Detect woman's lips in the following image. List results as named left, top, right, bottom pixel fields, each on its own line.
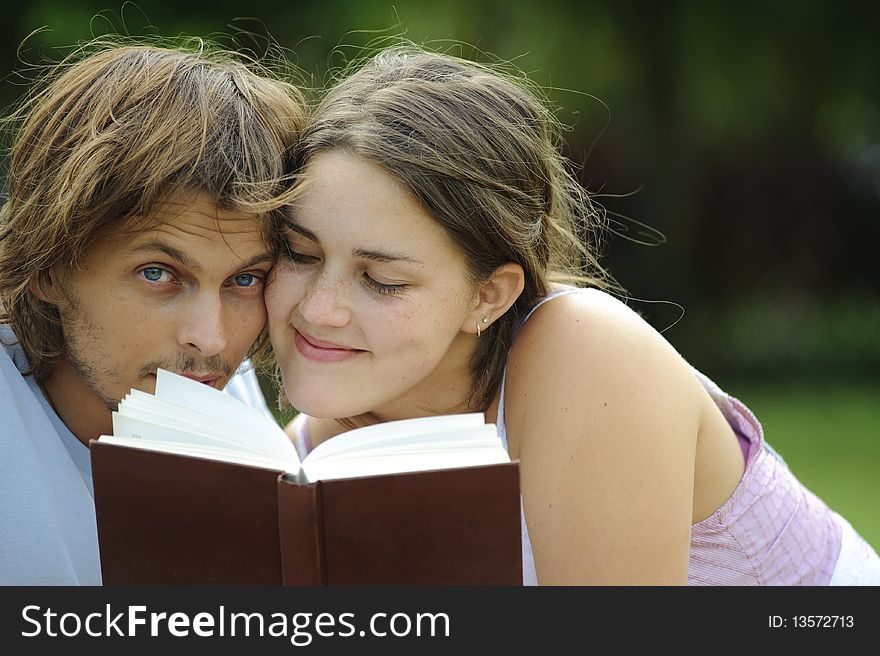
left=294, top=329, right=362, bottom=363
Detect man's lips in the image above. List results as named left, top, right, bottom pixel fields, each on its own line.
left=177, top=373, right=222, bottom=386
left=144, top=371, right=226, bottom=388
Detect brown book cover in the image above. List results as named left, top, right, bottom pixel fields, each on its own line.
left=90, top=440, right=523, bottom=585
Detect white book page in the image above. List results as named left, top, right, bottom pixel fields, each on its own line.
left=301, top=445, right=510, bottom=483
left=304, top=425, right=502, bottom=464
left=305, top=413, right=487, bottom=462
left=98, top=436, right=295, bottom=474
left=111, top=405, right=284, bottom=460
left=153, top=369, right=297, bottom=463
left=318, top=440, right=506, bottom=461
left=106, top=380, right=509, bottom=484
left=119, top=391, right=285, bottom=458
left=111, top=413, right=259, bottom=453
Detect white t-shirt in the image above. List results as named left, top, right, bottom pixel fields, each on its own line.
left=0, top=325, right=272, bottom=585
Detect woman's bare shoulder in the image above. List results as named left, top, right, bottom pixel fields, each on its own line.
left=503, top=288, right=701, bottom=583
left=508, top=288, right=690, bottom=387
left=504, top=287, right=703, bottom=453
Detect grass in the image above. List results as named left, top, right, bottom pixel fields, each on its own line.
left=723, top=379, right=880, bottom=552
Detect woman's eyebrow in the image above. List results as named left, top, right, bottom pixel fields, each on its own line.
left=287, top=223, right=319, bottom=242
left=289, top=223, right=422, bottom=264
left=352, top=248, right=422, bottom=264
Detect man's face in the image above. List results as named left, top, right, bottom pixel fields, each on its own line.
left=46, top=194, right=272, bottom=419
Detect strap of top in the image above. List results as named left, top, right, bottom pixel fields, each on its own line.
left=495, top=287, right=585, bottom=451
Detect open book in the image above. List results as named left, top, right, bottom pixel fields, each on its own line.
left=98, top=369, right=511, bottom=484
left=91, top=370, right=522, bottom=585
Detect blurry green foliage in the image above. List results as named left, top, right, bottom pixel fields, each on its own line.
left=2, top=0, right=879, bottom=381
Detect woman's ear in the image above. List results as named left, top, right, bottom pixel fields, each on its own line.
left=463, top=263, right=525, bottom=335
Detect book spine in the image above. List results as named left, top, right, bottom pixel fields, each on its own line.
left=277, top=475, right=326, bottom=585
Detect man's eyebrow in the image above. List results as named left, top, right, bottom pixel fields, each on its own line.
left=130, top=242, right=273, bottom=272
left=288, top=224, right=422, bottom=265
left=236, top=252, right=275, bottom=270
left=131, top=242, right=200, bottom=271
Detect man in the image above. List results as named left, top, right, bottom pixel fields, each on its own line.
left=0, top=39, right=305, bottom=584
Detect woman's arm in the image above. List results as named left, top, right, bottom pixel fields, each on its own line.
left=503, top=290, right=705, bottom=584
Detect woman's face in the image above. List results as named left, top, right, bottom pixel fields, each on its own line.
left=266, top=151, right=480, bottom=419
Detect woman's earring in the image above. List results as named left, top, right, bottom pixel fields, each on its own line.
left=476, top=316, right=490, bottom=338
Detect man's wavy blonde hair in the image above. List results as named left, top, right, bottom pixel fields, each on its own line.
left=0, top=37, right=306, bottom=379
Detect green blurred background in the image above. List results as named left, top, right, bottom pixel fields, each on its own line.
left=2, top=0, right=877, bottom=549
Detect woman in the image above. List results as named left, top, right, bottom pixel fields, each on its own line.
left=266, top=46, right=880, bottom=585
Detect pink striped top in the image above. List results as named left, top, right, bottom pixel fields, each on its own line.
left=682, top=372, right=840, bottom=585
left=497, top=288, right=843, bottom=585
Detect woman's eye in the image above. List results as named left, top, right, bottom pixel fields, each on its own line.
left=363, top=274, right=407, bottom=296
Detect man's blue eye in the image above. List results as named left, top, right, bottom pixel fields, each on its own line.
left=142, top=267, right=164, bottom=282
left=235, top=273, right=257, bottom=287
